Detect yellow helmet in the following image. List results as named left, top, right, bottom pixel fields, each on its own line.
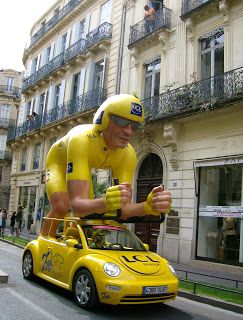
left=93, top=94, right=144, bottom=132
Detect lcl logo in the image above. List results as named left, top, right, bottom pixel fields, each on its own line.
left=131, top=102, right=142, bottom=117
left=122, top=255, right=159, bottom=263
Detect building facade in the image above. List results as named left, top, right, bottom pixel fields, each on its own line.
left=7, top=0, right=243, bottom=269
left=0, top=69, right=21, bottom=209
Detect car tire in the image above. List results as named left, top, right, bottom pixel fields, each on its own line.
left=73, top=269, right=99, bottom=309
left=22, top=250, right=34, bottom=280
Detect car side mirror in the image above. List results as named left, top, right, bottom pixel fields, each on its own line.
left=143, top=243, right=149, bottom=251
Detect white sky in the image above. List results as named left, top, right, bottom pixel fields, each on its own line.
left=0, top=0, right=57, bottom=72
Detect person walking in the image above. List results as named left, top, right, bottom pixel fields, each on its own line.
left=1, top=209, right=8, bottom=236
left=15, top=206, right=23, bottom=237
left=10, top=211, right=16, bottom=236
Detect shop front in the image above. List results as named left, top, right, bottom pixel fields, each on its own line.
left=196, top=157, right=243, bottom=266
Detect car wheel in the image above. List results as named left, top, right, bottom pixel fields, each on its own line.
left=22, top=251, right=34, bottom=280
left=73, top=269, right=99, bottom=309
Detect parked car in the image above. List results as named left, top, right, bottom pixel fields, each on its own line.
left=22, top=217, right=178, bottom=309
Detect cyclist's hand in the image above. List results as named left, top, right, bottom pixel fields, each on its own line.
left=144, top=186, right=172, bottom=216
left=105, top=184, right=131, bottom=211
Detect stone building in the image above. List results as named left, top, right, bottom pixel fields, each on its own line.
left=0, top=69, right=21, bottom=209
left=7, top=0, right=243, bottom=269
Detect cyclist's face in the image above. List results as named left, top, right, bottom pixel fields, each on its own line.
left=103, top=120, right=135, bottom=149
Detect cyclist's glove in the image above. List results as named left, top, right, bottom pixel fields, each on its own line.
left=144, top=190, right=172, bottom=216
left=105, top=186, right=122, bottom=211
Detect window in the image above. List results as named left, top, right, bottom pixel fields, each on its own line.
left=197, top=163, right=243, bottom=266
left=144, top=59, right=160, bottom=98
left=26, top=101, right=31, bottom=120
left=20, top=148, right=27, bottom=171
left=0, top=135, right=7, bottom=151
left=0, top=104, right=10, bottom=119
left=100, top=0, right=111, bottom=24
left=79, top=19, right=86, bottom=39
left=94, top=60, right=104, bottom=89
left=39, top=92, right=46, bottom=115
left=72, top=72, right=80, bottom=99
left=46, top=46, right=52, bottom=63
left=32, top=143, right=41, bottom=169
left=5, top=77, right=14, bottom=91
left=62, top=33, right=67, bottom=52
left=54, top=83, right=61, bottom=107
left=200, top=28, right=224, bottom=80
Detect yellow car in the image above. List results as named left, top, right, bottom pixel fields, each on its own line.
left=22, top=217, right=178, bottom=309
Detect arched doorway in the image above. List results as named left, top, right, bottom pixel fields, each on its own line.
left=135, top=153, right=163, bottom=252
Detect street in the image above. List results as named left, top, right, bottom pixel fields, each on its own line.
left=0, top=241, right=242, bottom=320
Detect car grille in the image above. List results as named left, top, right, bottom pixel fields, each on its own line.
left=120, top=293, right=176, bottom=304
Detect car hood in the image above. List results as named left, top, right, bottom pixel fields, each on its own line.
left=117, top=251, right=164, bottom=274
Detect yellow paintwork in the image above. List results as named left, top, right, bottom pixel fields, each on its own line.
left=23, top=218, right=179, bottom=305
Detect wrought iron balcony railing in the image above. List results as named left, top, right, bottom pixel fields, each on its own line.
left=128, top=7, right=171, bottom=47
left=181, top=0, right=212, bottom=18
left=22, top=23, right=113, bottom=93
left=22, top=53, right=65, bottom=92
left=0, top=150, right=12, bottom=161
left=0, top=85, right=21, bottom=98
left=86, top=22, right=112, bottom=49
left=64, top=38, right=87, bottom=63
left=142, top=66, right=243, bottom=122
left=27, top=0, right=82, bottom=49
left=0, top=118, right=15, bottom=128
left=7, top=87, right=107, bottom=142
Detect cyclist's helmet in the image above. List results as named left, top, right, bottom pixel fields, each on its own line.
left=93, top=94, right=144, bottom=132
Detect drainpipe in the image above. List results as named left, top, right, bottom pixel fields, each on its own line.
left=116, top=4, right=127, bottom=94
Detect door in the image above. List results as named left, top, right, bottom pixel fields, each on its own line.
left=135, top=153, right=163, bottom=252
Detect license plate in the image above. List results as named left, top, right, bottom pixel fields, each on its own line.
left=143, top=285, right=168, bottom=295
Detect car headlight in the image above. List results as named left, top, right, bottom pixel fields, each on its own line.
left=168, top=264, right=176, bottom=276
left=104, top=263, right=121, bottom=277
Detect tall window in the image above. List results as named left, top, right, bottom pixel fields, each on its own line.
left=61, top=33, right=67, bottom=52
left=20, top=148, right=27, bottom=171
left=144, top=59, right=160, bottom=98
left=94, top=60, right=104, bottom=89
left=200, top=28, right=224, bottom=80
left=100, top=0, right=111, bottom=24
left=0, top=135, right=7, bottom=151
left=39, top=92, right=46, bottom=115
left=54, top=83, right=61, bottom=107
left=73, top=72, right=80, bottom=99
left=32, top=143, right=41, bottom=169
left=5, top=77, right=14, bottom=91
left=26, top=101, right=31, bottom=120
left=46, top=46, right=52, bottom=63
left=79, top=19, right=86, bottom=39
left=0, top=104, right=10, bottom=119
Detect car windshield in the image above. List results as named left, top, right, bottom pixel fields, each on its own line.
left=82, top=225, right=146, bottom=251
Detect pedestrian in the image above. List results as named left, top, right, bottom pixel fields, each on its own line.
left=144, top=4, right=156, bottom=33
left=0, top=209, right=2, bottom=236
left=15, top=205, right=23, bottom=237
left=10, top=211, right=16, bottom=236
left=41, top=94, right=172, bottom=237
left=1, top=209, right=8, bottom=236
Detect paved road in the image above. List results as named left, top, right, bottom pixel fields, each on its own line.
left=0, top=241, right=242, bottom=320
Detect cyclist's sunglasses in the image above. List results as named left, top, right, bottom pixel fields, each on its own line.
left=110, top=114, right=141, bottom=130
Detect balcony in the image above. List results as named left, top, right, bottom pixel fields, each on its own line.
left=0, top=85, right=21, bottom=98
left=27, top=0, right=82, bottom=50
left=181, top=0, right=215, bottom=20
left=22, top=23, right=113, bottom=93
left=0, top=118, right=15, bottom=128
left=22, top=53, right=65, bottom=92
left=142, top=66, right=243, bottom=122
left=128, top=7, right=171, bottom=48
left=86, top=22, right=112, bottom=51
left=7, top=87, right=107, bottom=142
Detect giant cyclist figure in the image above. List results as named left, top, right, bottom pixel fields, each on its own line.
left=41, top=94, right=171, bottom=236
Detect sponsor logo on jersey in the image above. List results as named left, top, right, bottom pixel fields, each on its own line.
left=131, top=102, right=142, bottom=117
left=95, top=110, right=104, bottom=124
left=67, top=162, right=73, bottom=173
